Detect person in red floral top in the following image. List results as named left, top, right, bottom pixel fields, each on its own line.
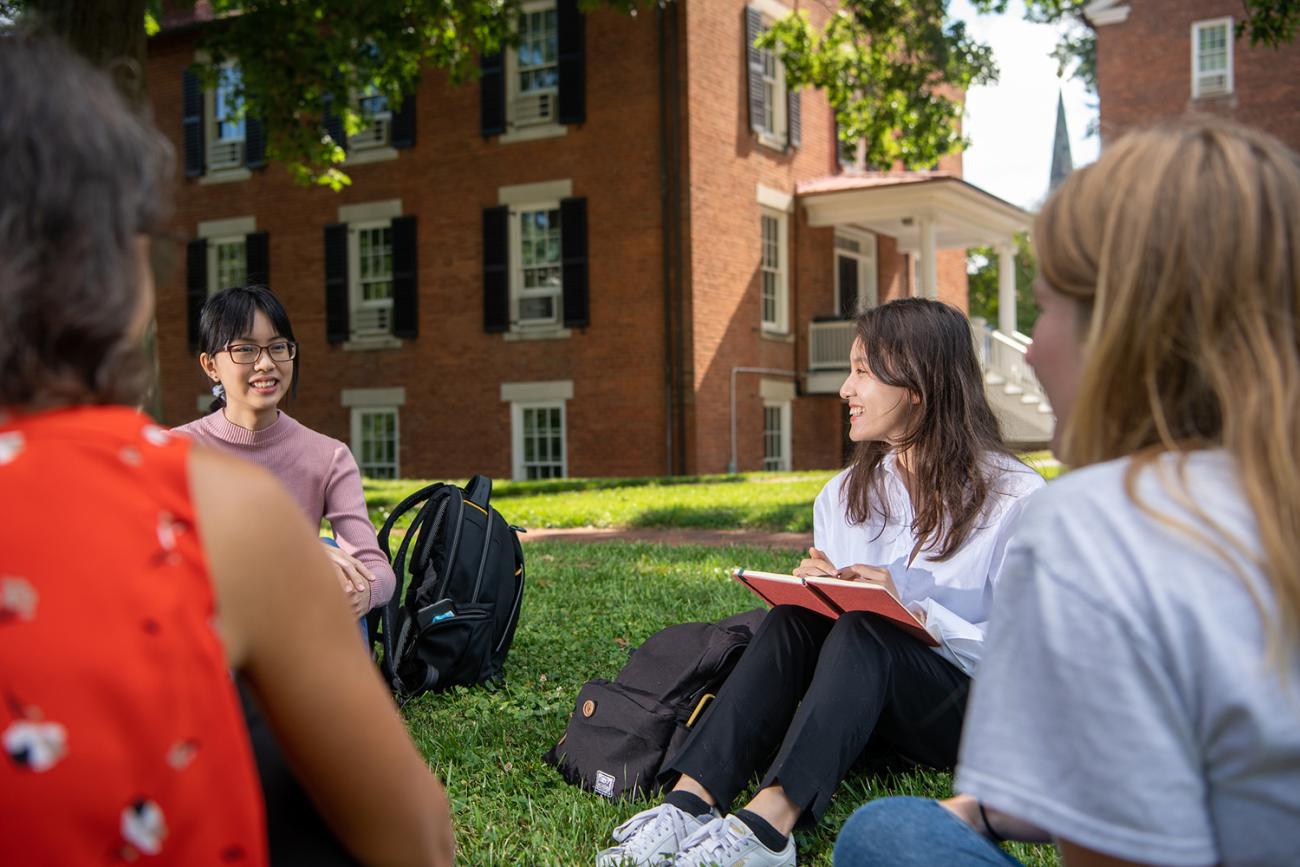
left=0, top=33, right=453, bottom=867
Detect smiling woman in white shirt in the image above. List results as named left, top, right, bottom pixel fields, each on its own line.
left=596, top=298, right=1044, bottom=867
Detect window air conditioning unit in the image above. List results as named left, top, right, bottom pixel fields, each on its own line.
left=350, top=116, right=390, bottom=150
left=352, top=305, right=392, bottom=337
left=1198, top=73, right=1229, bottom=97
left=207, top=139, right=244, bottom=170
left=513, top=91, right=554, bottom=127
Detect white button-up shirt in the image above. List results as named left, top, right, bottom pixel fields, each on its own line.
left=812, top=452, right=1044, bottom=675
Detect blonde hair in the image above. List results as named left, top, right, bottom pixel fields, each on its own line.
left=1035, top=119, right=1300, bottom=649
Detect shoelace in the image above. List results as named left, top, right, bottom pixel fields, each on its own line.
left=611, top=806, right=694, bottom=860
left=675, top=819, right=748, bottom=865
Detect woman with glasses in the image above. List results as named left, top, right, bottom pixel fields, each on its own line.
left=175, top=286, right=395, bottom=625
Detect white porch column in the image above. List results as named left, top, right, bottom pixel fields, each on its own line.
left=918, top=217, right=937, bottom=299
left=996, top=241, right=1016, bottom=335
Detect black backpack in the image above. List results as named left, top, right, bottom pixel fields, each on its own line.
left=372, top=475, right=525, bottom=703
left=543, top=608, right=766, bottom=800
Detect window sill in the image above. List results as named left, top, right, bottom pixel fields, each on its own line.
left=199, top=167, right=252, bottom=185
left=756, top=133, right=789, bottom=153
left=504, top=326, right=572, bottom=342
left=498, top=123, right=568, bottom=145
left=344, top=146, right=399, bottom=166
left=760, top=328, right=795, bottom=344
left=343, top=335, right=403, bottom=351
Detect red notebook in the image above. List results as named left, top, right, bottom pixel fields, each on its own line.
left=733, top=568, right=938, bottom=647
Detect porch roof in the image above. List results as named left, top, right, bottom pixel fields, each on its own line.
left=797, top=173, right=1032, bottom=252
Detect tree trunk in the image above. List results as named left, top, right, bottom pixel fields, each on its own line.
left=27, top=0, right=149, bottom=107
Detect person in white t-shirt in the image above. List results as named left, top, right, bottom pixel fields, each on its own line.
left=597, top=298, right=1044, bottom=867
left=833, top=119, right=1300, bottom=867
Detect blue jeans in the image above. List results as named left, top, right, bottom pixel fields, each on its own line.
left=320, top=536, right=369, bottom=643
left=833, top=797, right=1024, bottom=867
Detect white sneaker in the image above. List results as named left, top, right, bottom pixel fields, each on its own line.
left=672, top=814, right=796, bottom=867
left=596, top=802, right=722, bottom=867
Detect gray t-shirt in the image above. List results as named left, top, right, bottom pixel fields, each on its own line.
left=957, top=452, right=1300, bottom=866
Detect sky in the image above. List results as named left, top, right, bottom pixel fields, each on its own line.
left=952, top=0, right=1100, bottom=211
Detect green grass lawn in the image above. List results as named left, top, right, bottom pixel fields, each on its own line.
left=371, top=467, right=1064, bottom=864
left=399, top=538, right=1060, bottom=866
left=364, top=453, right=1061, bottom=535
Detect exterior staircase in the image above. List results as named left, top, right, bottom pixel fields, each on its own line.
left=970, top=317, right=1055, bottom=447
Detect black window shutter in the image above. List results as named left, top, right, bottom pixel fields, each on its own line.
left=390, top=90, right=416, bottom=149
left=560, top=197, right=589, bottom=328
left=182, top=69, right=205, bottom=177
left=557, top=0, right=585, bottom=125
left=480, top=53, right=505, bottom=137
left=186, top=239, right=208, bottom=351
left=745, top=7, right=765, bottom=136
left=324, top=224, right=349, bottom=344
left=244, top=115, right=266, bottom=168
left=245, top=231, right=270, bottom=286
left=391, top=216, right=418, bottom=339
left=787, top=88, right=801, bottom=149
left=483, top=206, right=509, bottom=333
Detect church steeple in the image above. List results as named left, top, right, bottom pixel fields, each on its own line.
left=1049, top=90, right=1074, bottom=191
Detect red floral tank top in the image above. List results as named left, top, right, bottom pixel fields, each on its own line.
left=0, top=406, right=267, bottom=864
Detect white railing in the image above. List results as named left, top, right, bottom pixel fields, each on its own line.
left=513, top=90, right=555, bottom=127
left=352, top=304, right=392, bottom=337
left=809, top=319, right=856, bottom=371
left=349, top=116, right=390, bottom=150
left=970, top=317, right=1049, bottom=412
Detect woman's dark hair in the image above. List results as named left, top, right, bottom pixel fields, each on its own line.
left=0, top=33, right=175, bottom=409
left=200, top=286, right=300, bottom=412
left=842, top=298, right=1016, bottom=560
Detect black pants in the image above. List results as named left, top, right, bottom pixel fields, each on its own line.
left=661, top=605, right=969, bottom=825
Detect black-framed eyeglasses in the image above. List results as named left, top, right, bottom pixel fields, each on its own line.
left=223, top=340, right=297, bottom=365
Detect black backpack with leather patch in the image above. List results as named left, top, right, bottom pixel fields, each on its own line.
left=543, top=608, right=766, bottom=800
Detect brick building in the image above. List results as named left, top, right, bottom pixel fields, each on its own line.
left=149, top=0, right=1031, bottom=480
left=1087, top=0, right=1300, bottom=149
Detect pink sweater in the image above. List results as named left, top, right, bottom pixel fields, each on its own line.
left=173, top=410, right=396, bottom=611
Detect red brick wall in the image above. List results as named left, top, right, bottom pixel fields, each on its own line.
left=681, top=0, right=840, bottom=474
left=149, top=2, right=974, bottom=481
left=149, top=9, right=673, bottom=480
left=1095, top=0, right=1300, bottom=149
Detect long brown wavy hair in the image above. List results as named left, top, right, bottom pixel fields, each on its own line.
left=841, top=298, right=1015, bottom=560
left=1037, top=118, right=1300, bottom=652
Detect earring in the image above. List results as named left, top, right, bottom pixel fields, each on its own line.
left=211, top=382, right=225, bottom=400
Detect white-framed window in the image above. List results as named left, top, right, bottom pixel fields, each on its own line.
left=206, top=62, right=245, bottom=171
left=762, top=401, right=791, bottom=472
left=757, top=35, right=787, bottom=143
left=209, top=235, right=247, bottom=294
left=350, top=221, right=394, bottom=337
left=760, top=209, right=789, bottom=333
left=351, top=407, right=400, bottom=479
left=510, top=203, right=563, bottom=328
left=834, top=228, right=878, bottom=317
left=513, top=402, right=566, bottom=479
left=506, top=0, right=559, bottom=130
left=1192, top=18, right=1233, bottom=98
